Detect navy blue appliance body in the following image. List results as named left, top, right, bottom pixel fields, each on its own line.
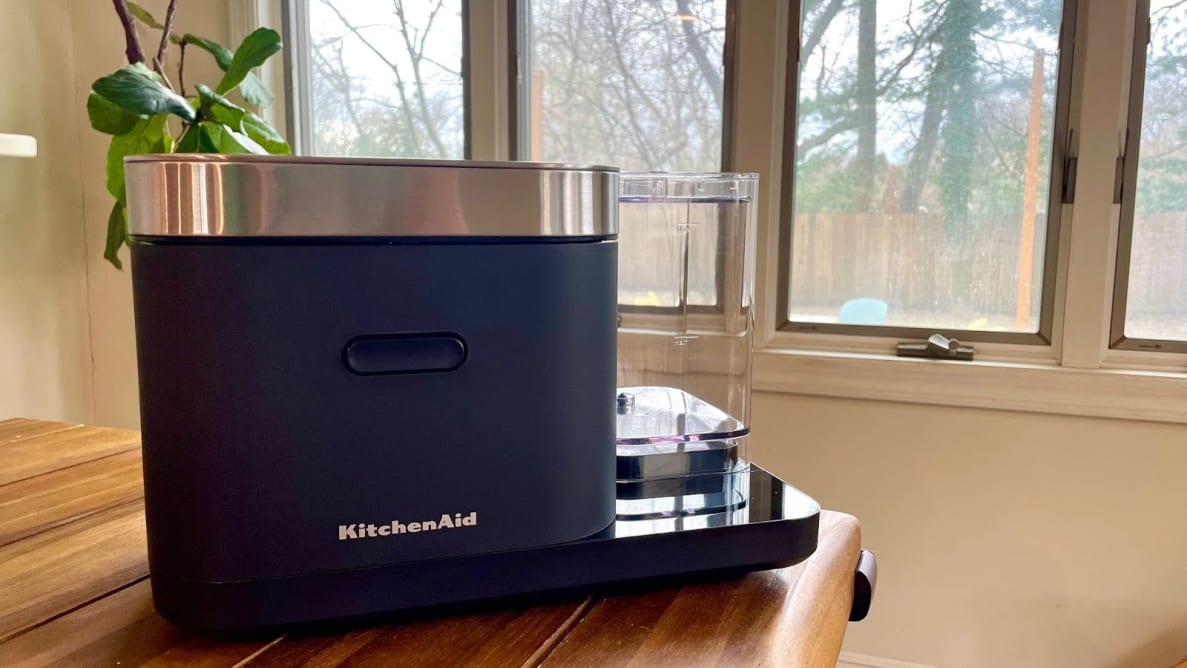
left=131, top=237, right=617, bottom=590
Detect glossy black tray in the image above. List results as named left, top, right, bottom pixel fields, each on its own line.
left=151, top=464, right=820, bottom=634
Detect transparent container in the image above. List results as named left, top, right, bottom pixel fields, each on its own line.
left=615, top=173, right=758, bottom=517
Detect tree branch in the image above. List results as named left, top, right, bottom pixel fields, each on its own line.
left=676, top=0, right=723, bottom=111
left=312, top=42, right=372, bottom=150
left=111, top=0, right=145, bottom=64
left=801, top=0, right=845, bottom=63
left=393, top=0, right=449, bottom=156
left=320, top=0, right=424, bottom=149
left=154, top=0, right=178, bottom=78
left=177, top=38, right=188, bottom=98
left=797, top=115, right=860, bottom=157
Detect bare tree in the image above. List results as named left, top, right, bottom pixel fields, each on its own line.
left=309, top=0, right=464, bottom=158
left=531, top=0, right=727, bottom=171
left=852, top=0, right=877, bottom=212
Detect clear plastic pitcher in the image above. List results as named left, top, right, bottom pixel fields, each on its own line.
left=615, top=173, right=758, bottom=512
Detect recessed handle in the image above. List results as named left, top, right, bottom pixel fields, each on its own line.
left=343, top=333, right=467, bottom=376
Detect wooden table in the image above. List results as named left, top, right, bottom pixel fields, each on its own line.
left=0, top=418, right=864, bottom=667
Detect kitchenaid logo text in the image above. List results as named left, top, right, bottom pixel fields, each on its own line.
left=338, top=512, right=477, bottom=541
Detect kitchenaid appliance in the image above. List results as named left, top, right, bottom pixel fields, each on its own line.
left=126, top=156, right=819, bottom=634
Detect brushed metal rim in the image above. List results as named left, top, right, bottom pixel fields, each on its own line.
left=124, top=153, right=619, bottom=172
left=125, top=156, right=618, bottom=238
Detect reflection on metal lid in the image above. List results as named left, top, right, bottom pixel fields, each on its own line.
left=125, top=156, right=618, bottom=238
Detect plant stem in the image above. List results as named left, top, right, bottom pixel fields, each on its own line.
left=177, top=39, right=188, bottom=98
left=154, top=0, right=177, bottom=78
left=111, top=0, right=144, bottom=64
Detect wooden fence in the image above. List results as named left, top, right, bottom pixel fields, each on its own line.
left=789, top=213, right=1041, bottom=327
left=615, top=209, right=1187, bottom=330
left=789, top=212, right=1187, bottom=328
left=1127, top=211, right=1187, bottom=324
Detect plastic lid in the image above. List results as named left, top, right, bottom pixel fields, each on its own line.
left=615, top=386, right=749, bottom=445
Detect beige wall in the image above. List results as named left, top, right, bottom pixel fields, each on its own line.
left=0, top=2, right=94, bottom=423
left=752, top=393, right=1187, bottom=668
left=0, top=0, right=229, bottom=427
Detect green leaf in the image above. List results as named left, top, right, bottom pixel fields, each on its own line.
left=186, top=34, right=275, bottom=107
left=126, top=6, right=185, bottom=48
left=196, top=84, right=246, bottom=128
left=92, top=65, right=196, bottom=122
left=159, top=131, right=175, bottom=154
left=216, top=28, right=282, bottom=95
left=87, top=92, right=141, bottom=135
left=125, top=1, right=165, bottom=29
left=175, top=124, right=202, bottom=152
left=175, top=122, right=219, bottom=153
left=103, top=201, right=128, bottom=270
left=102, top=113, right=172, bottom=269
left=127, top=61, right=168, bottom=85
left=202, top=122, right=267, bottom=154
left=106, top=115, right=170, bottom=201
left=242, top=112, right=290, bottom=154
left=238, top=74, right=275, bottom=107
left=183, top=34, right=233, bottom=69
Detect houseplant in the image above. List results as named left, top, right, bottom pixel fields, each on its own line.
left=88, top=0, right=290, bottom=269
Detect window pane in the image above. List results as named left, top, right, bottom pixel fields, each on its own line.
left=787, top=0, right=1065, bottom=333
left=304, top=0, right=464, bottom=158
left=1123, top=0, right=1187, bottom=341
left=525, top=1, right=729, bottom=309
left=525, top=1, right=727, bottom=171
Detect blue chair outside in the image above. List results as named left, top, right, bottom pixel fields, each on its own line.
left=838, top=298, right=888, bottom=325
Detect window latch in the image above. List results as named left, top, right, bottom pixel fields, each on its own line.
left=896, top=334, right=975, bottom=361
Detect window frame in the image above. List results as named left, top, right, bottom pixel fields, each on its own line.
left=508, top=0, right=528, bottom=160
left=282, top=0, right=474, bottom=159
left=774, top=0, right=1080, bottom=346
left=1109, top=0, right=1187, bottom=353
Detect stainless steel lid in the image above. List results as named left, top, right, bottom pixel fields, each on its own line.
left=125, top=155, right=618, bottom=238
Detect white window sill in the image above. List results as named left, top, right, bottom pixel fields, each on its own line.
left=753, top=348, right=1187, bottom=424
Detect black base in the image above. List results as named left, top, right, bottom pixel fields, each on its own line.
left=152, top=465, right=819, bottom=634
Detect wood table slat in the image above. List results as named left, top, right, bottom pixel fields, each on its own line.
left=0, top=579, right=278, bottom=668
left=2, top=580, right=201, bottom=667
left=0, top=419, right=80, bottom=448
left=540, top=511, right=861, bottom=668
left=139, top=634, right=286, bottom=668
left=0, top=449, right=143, bottom=547
left=245, top=598, right=594, bottom=667
left=0, top=502, right=149, bottom=642
left=0, top=426, right=139, bottom=487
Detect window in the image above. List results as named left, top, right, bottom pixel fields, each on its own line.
left=290, top=0, right=467, bottom=158
left=779, top=0, right=1074, bottom=342
left=516, top=0, right=735, bottom=310
left=516, top=0, right=730, bottom=171
left=262, top=0, right=1185, bottom=420
left=1112, top=0, right=1187, bottom=351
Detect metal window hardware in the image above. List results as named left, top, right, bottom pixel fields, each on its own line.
left=1061, top=155, right=1078, bottom=203
left=1113, top=156, right=1125, bottom=204
left=896, top=334, right=975, bottom=361
left=1113, top=127, right=1129, bottom=205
